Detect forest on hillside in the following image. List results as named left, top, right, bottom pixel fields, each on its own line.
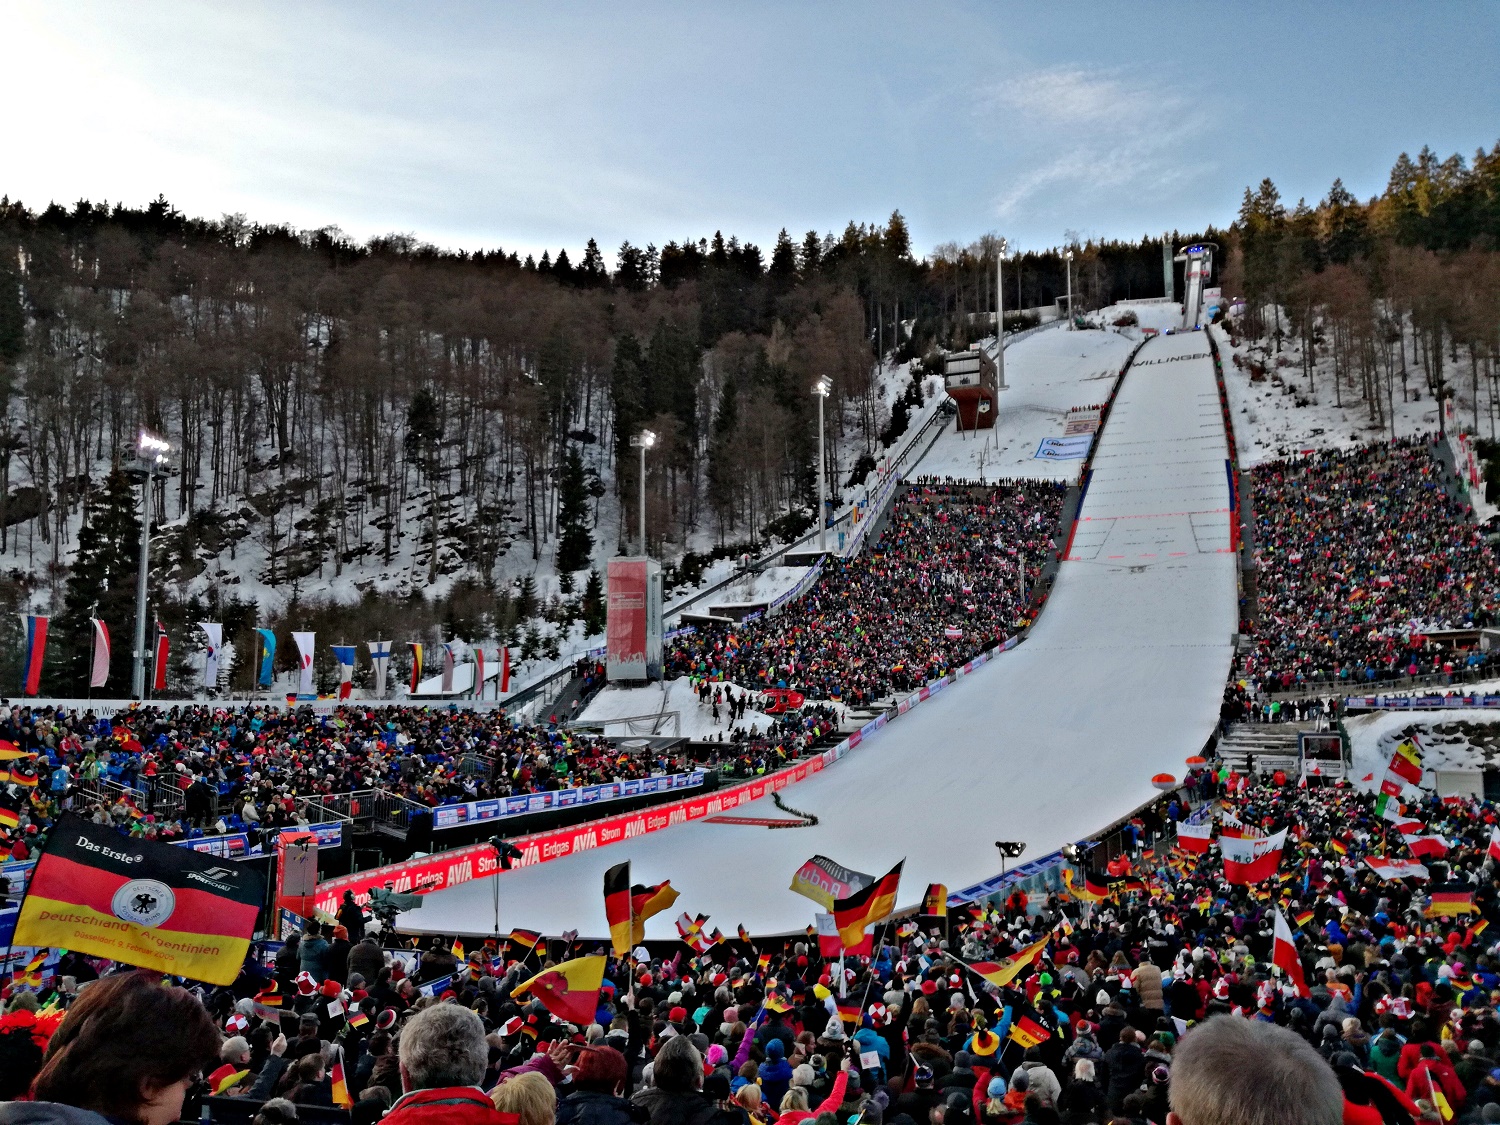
left=1222, top=142, right=1500, bottom=438
left=0, top=193, right=1189, bottom=692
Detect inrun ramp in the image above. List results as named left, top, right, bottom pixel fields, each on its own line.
left=402, top=331, right=1236, bottom=939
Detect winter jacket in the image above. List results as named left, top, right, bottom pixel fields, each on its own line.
left=1131, top=964, right=1164, bottom=1011
left=1102, top=1042, right=1144, bottom=1108
left=557, top=1090, right=647, bottom=1125
left=631, top=1087, right=729, bottom=1125
left=383, top=1087, right=518, bottom=1125
left=349, top=939, right=385, bottom=985
left=299, top=935, right=330, bottom=981
left=0, top=1103, right=115, bottom=1125
left=1368, top=1034, right=1403, bottom=1084
left=1019, top=1062, right=1061, bottom=1106
left=758, top=1055, right=795, bottom=1110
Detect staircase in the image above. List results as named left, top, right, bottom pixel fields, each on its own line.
left=1216, top=722, right=1311, bottom=774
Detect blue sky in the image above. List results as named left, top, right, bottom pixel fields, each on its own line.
left=6, top=2, right=1497, bottom=261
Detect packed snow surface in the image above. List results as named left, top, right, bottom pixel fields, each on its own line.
left=402, top=328, right=1237, bottom=937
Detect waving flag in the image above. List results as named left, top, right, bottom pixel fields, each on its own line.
left=1425, top=884, right=1476, bottom=918
left=1387, top=740, right=1424, bottom=785
left=1008, top=1005, right=1052, bottom=1048
left=1490, top=826, right=1500, bottom=864
left=833, top=859, right=903, bottom=947
left=1176, top=820, right=1213, bottom=854
left=604, top=861, right=632, bottom=956
left=922, top=883, right=948, bottom=916
left=1366, top=855, right=1429, bottom=881
left=814, top=912, right=843, bottom=958
left=1402, top=832, right=1449, bottom=860
left=629, top=881, right=679, bottom=942
left=510, top=954, right=605, bottom=1024
left=1272, top=908, right=1310, bottom=997
left=1222, top=828, right=1286, bottom=885
left=966, top=935, right=1051, bottom=989
left=88, top=618, right=110, bottom=689
left=14, top=812, right=264, bottom=984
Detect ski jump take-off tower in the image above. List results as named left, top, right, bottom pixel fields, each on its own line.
left=1176, top=242, right=1217, bottom=330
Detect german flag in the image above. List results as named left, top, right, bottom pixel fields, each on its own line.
left=833, top=860, right=903, bottom=947
left=348, top=1009, right=369, bottom=1029
left=1330, top=839, right=1348, bottom=857
left=508, top=928, right=542, bottom=952
left=12, top=950, right=46, bottom=988
left=1426, top=885, right=1476, bottom=919
left=764, top=992, right=792, bottom=1014
left=604, top=862, right=633, bottom=956
left=451, top=938, right=464, bottom=960
left=837, top=1002, right=860, bottom=1026
left=1467, top=919, right=1490, bottom=944
left=1008, top=1008, right=1051, bottom=1049
left=0, top=799, right=20, bottom=829
left=511, top=954, right=605, bottom=1024
left=757, top=952, right=771, bottom=971
left=1294, top=910, right=1315, bottom=929
left=0, top=835, right=12, bottom=862
left=1063, top=868, right=1109, bottom=903
left=0, top=741, right=33, bottom=760
left=738, top=924, right=752, bottom=943
left=330, top=1059, right=352, bottom=1109
left=922, top=883, right=948, bottom=917
left=8, top=759, right=40, bottom=787
left=967, top=935, right=1050, bottom=989
left=13, top=812, right=263, bottom=985
left=630, top=882, right=679, bottom=943
left=255, top=981, right=283, bottom=1007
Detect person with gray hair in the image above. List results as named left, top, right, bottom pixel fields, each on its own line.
left=382, top=1005, right=514, bottom=1125
left=1167, top=1016, right=1344, bottom=1125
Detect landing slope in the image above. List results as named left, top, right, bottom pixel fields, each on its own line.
left=402, top=331, right=1235, bottom=938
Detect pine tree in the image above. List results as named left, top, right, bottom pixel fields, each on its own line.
left=769, top=229, right=798, bottom=289
left=578, top=239, right=608, bottom=288
left=556, top=446, right=593, bottom=573
left=581, top=568, right=606, bottom=635
left=515, top=574, right=538, bottom=620
left=55, top=469, right=141, bottom=692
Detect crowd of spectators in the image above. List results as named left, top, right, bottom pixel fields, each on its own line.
left=12, top=767, right=1500, bottom=1125
left=1242, top=437, right=1500, bottom=694
left=666, top=479, right=1065, bottom=707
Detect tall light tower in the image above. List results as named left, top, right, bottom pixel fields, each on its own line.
left=995, top=237, right=1008, bottom=390
left=128, top=431, right=172, bottom=699
left=630, top=430, right=655, bottom=554
left=812, top=376, right=832, bottom=552
left=1064, top=248, right=1075, bottom=330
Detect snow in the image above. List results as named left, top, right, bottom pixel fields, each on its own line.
left=576, top=676, right=775, bottom=739
left=912, top=326, right=1137, bottom=483
left=400, top=329, right=1236, bottom=938
left=1345, top=710, right=1500, bottom=790
left=1213, top=324, right=1448, bottom=469
left=705, top=566, right=812, bottom=612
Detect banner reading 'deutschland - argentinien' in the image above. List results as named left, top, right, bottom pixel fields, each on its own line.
left=15, top=813, right=264, bottom=984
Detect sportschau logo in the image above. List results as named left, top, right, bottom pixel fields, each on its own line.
left=200, top=866, right=236, bottom=880
left=111, top=879, right=176, bottom=928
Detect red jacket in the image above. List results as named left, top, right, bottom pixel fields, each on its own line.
left=383, top=1087, right=515, bottom=1125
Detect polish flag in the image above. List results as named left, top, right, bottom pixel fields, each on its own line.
left=1176, top=821, right=1213, bottom=854
left=1490, top=826, right=1500, bottom=863
left=1273, top=907, right=1310, bottom=997
left=1402, top=833, right=1449, bottom=860
left=1222, top=828, right=1286, bottom=885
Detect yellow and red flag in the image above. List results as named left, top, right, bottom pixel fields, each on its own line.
left=604, top=862, right=633, bottom=956
left=511, top=954, right=606, bottom=1025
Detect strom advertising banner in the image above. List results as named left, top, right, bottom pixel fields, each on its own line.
left=606, top=557, right=662, bottom=682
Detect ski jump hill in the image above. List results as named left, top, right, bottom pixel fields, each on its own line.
left=400, top=327, right=1237, bottom=939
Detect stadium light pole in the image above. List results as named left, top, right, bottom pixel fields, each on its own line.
left=995, top=238, right=1008, bottom=390
left=1064, top=248, right=1075, bottom=330
left=630, top=430, right=656, bottom=555
left=813, top=377, right=832, bottom=553
left=129, top=431, right=172, bottom=699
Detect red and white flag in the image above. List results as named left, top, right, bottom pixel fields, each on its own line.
left=1366, top=855, right=1429, bottom=882
left=1176, top=821, right=1213, bottom=854
left=500, top=646, right=511, bottom=694
left=1402, top=832, right=1449, bottom=860
left=815, top=912, right=843, bottom=958
left=1273, top=907, right=1310, bottom=997
left=1221, top=828, right=1286, bottom=885
left=1489, top=826, right=1500, bottom=864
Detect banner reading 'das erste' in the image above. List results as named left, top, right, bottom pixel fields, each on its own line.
left=14, top=813, right=264, bottom=984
